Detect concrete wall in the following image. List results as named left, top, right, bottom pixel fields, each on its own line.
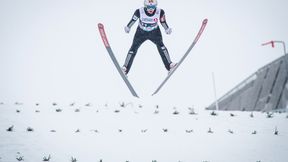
left=207, top=55, right=288, bottom=111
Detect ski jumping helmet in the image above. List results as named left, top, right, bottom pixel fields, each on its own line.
left=144, top=0, right=158, bottom=10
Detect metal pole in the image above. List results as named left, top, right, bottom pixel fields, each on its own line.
left=273, top=41, right=286, bottom=55
left=212, top=72, right=219, bottom=110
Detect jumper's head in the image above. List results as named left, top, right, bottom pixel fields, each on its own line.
left=144, top=0, right=157, bottom=14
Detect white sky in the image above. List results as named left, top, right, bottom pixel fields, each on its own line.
left=0, top=0, right=287, bottom=108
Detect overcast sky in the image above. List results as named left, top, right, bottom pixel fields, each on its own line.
left=0, top=0, right=287, bottom=108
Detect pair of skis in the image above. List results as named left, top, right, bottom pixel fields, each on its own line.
left=98, top=19, right=208, bottom=98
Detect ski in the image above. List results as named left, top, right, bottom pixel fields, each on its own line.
left=98, top=23, right=139, bottom=98
left=152, top=19, right=208, bottom=96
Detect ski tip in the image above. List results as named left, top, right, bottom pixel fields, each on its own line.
left=203, top=19, right=208, bottom=24
left=98, top=23, right=104, bottom=28
left=133, top=95, right=140, bottom=98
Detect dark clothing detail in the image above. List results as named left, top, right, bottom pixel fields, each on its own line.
left=124, top=7, right=172, bottom=74
left=124, top=26, right=172, bottom=73
left=127, top=9, right=169, bottom=30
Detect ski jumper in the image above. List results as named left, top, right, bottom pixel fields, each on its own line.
left=123, top=7, right=172, bottom=74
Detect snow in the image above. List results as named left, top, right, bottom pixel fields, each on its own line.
left=1, top=0, right=288, bottom=161
left=0, top=102, right=287, bottom=162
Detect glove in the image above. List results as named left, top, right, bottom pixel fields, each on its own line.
left=165, top=28, right=172, bottom=35
left=124, top=26, right=130, bottom=33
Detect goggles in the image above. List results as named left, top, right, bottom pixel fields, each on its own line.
left=146, top=5, right=156, bottom=10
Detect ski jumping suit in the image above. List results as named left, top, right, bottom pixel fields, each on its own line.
left=123, top=7, right=172, bottom=74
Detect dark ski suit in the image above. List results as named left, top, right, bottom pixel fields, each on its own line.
left=123, top=7, right=172, bottom=74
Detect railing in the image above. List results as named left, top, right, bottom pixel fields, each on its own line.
left=208, top=54, right=288, bottom=109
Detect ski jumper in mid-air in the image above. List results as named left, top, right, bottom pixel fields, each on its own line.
left=122, top=0, right=177, bottom=75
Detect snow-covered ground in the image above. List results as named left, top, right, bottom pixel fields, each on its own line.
left=1, top=1, right=288, bottom=162
left=0, top=101, right=287, bottom=162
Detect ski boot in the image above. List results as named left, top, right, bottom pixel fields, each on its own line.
left=168, top=62, right=178, bottom=75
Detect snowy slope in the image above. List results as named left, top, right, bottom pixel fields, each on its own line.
left=1, top=1, right=288, bottom=162
left=0, top=102, right=287, bottom=162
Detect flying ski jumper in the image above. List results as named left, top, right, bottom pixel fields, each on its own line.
left=122, top=0, right=177, bottom=75
left=98, top=0, right=208, bottom=97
